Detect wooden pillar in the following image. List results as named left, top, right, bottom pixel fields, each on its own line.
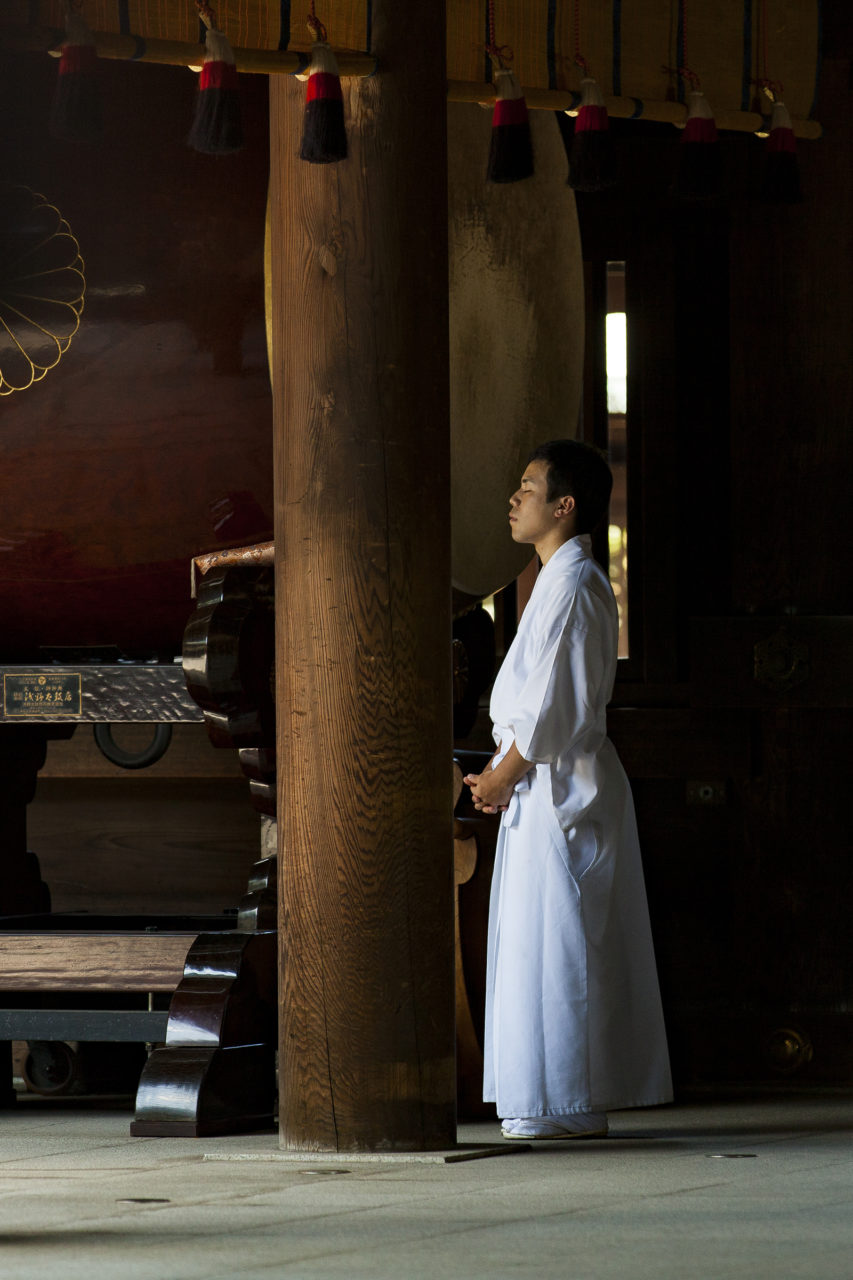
left=269, top=5, right=455, bottom=1151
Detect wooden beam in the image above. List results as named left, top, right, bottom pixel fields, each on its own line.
left=0, top=933, right=191, bottom=990
left=0, top=23, right=375, bottom=78
left=0, top=25, right=821, bottom=137
left=447, top=82, right=823, bottom=139
left=269, top=3, right=455, bottom=1153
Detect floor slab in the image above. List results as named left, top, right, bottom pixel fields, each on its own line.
left=0, top=1091, right=851, bottom=1279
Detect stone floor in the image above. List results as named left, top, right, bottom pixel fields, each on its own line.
left=1, top=1090, right=851, bottom=1279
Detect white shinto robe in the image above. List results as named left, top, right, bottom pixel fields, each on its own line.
left=483, top=534, right=672, bottom=1118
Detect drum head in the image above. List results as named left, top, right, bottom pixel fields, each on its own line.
left=449, top=103, right=584, bottom=601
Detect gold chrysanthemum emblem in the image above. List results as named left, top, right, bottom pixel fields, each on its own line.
left=0, top=184, right=85, bottom=396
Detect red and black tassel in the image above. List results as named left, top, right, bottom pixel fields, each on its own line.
left=675, top=89, right=721, bottom=199
left=188, top=5, right=242, bottom=155
left=50, top=3, right=102, bottom=143
left=299, top=8, right=347, bottom=164
left=761, top=100, right=802, bottom=203
left=487, top=66, right=534, bottom=184
left=568, top=77, right=616, bottom=192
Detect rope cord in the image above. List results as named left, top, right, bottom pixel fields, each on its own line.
left=754, top=0, right=783, bottom=100
left=307, top=2, right=328, bottom=45
left=676, top=0, right=700, bottom=89
left=484, top=1, right=513, bottom=70
left=196, top=2, right=216, bottom=32
left=572, top=0, right=589, bottom=75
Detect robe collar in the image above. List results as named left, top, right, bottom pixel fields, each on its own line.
left=541, top=533, right=592, bottom=573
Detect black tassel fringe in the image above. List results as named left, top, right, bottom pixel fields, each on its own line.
left=487, top=123, right=534, bottom=184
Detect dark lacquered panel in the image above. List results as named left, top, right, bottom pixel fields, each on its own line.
left=0, top=51, right=273, bottom=658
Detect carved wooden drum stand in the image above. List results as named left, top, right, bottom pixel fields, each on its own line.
left=131, top=557, right=278, bottom=1135
left=0, top=574, right=279, bottom=1135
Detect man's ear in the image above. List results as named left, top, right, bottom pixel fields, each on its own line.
left=555, top=494, right=576, bottom=518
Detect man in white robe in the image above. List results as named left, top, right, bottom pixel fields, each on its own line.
left=464, top=440, right=672, bottom=1140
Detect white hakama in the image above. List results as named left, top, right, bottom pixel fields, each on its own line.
left=483, top=535, right=672, bottom=1119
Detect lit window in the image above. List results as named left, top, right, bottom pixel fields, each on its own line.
left=605, top=263, right=628, bottom=658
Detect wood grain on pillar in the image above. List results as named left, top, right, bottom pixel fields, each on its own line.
left=269, top=4, right=455, bottom=1151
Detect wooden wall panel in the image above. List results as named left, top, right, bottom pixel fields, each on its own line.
left=26, top=778, right=260, bottom=916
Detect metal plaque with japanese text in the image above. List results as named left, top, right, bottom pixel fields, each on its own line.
left=3, top=672, right=82, bottom=717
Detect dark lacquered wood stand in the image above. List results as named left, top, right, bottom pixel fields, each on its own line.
left=0, top=559, right=280, bottom=1134
left=130, top=928, right=277, bottom=1136
left=131, top=557, right=279, bottom=1135
left=0, top=671, right=214, bottom=1108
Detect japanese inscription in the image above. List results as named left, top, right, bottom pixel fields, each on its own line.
left=3, top=672, right=82, bottom=717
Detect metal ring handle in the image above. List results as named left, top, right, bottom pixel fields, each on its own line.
left=93, top=722, right=173, bottom=770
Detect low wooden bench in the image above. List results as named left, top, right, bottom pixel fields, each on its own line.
left=0, top=912, right=277, bottom=1132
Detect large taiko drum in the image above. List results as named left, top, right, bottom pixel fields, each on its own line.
left=448, top=102, right=584, bottom=610
left=0, top=52, right=274, bottom=660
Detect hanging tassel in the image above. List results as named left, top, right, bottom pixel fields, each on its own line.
left=761, top=100, right=802, bottom=203
left=568, top=77, right=616, bottom=192
left=188, top=4, right=243, bottom=155
left=486, top=66, right=534, bottom=184
left=675, top=89, right=721, bottom=200
left=299, top=8, right=347, bottom=164
left=49, top=4, right=102, bottom=142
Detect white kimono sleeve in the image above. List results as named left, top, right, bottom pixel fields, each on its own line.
left=507, top=616, right=608, bottom=765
